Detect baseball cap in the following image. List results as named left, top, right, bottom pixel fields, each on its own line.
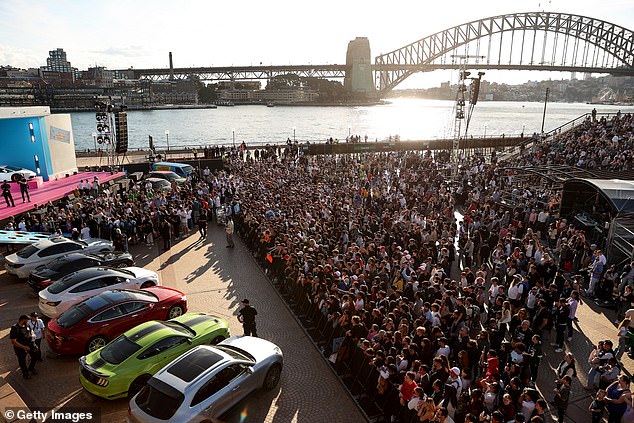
left=241, top=299, right=250, bottom=304
left=450, top=366, right=460, bottom=376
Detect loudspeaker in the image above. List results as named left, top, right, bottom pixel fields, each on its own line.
left=115, top=111, right=128, bottom=153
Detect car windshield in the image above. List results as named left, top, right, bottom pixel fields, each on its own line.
left=161, top=320, right=196, bottom=337
left=47, top=257, right=73, bottom=271
left=48, top=273, right=81, bottom=294
left=181, top=165, right=194, bottom=175
left=135, top=379, right=184, bottom=420
left=100, top=335, right=142, bottom=364
left=57, top=294, right=111, bottom=327
left=4, top=165, right=21, bottom=171
left=162, top=173, right=178, bottom=181
left=214, top=345, right=256, bottom=362
left=17, top=245, right=39, bottom=259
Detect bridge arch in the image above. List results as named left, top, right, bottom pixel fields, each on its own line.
left=375, top=12, right=634, bottom=95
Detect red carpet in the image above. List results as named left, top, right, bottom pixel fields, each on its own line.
left=0, top=172, right=125, bottom=222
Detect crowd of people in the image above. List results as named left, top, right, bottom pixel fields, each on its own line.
left=517, top=111, right=634, bottom=171
left=227, top=115, right=634, bottom=423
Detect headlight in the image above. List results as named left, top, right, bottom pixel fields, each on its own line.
left=45, top=301, right=61, bottom=306
left=11, top=263, right=24, bottom=268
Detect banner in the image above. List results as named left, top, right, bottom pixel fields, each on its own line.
left=50, top=126, right=71, bottom=144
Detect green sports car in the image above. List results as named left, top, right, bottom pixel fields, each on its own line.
left=78, top=312, right=230, bottom=400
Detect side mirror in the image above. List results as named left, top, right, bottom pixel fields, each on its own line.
left=245, top=367, right=253, bottom=374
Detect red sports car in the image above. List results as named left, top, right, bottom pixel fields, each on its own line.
left=46, top=287, right=187, bottom=355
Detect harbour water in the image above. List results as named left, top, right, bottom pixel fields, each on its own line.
left=67, top=98, right=634, bottom=151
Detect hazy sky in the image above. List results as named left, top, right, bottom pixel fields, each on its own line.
left=1, top=0, right=633, bottom=87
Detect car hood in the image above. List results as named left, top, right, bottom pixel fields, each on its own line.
left=86, top=239, right=113, bottom=248
left=220, top=336, right=282, bottom=363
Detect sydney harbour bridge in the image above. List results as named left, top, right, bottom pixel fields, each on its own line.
left=120, top=12, right=634, bottom=98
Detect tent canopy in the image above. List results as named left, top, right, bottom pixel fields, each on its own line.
left=562, top=178, right=634, bottom=217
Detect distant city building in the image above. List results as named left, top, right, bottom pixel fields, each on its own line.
left=40, top=48, right=78, bottom=82
left=45, top=48, right=71, bottom=72
left=220, top=87, right=319, bottom=103
left=80, top=66, right=114, bottom=88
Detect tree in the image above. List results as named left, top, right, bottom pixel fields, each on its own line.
left=198, top=83, right=218, bottom=103
left=266, top=74, right=302, bottom=90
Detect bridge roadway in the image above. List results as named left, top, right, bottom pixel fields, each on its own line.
left=123, top=63, right=634, bottom=81
left=0, top=225, right=365, bottom=423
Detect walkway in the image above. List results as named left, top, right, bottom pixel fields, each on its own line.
left=0, top=222, right=365, bottom=423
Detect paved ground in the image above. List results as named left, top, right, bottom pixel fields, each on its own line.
left=535, top=296, right=633, bottom=423
left=0, top=223, right=365, bottom=423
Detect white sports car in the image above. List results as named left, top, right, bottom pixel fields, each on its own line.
left=38, top=267, right=160, bottom=318
left=4, top=237, right=115, bottom=279
left=129, top=336, right=283, bottom=422
left=0, top=164, right=36, bottom=182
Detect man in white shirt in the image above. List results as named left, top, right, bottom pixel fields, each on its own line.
left=80, top=223, right=91, bottom=240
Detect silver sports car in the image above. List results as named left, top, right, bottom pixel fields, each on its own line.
left=128, top=336, right=283, bottom=422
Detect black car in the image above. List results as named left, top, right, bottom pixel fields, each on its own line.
left=28, top=252, right=134, bottom=292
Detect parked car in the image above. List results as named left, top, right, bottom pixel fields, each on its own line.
left=38, top=267, right=159, bottom=318
left=0, top=164, right=36, bottom=182
left=144, top=178, right=172, bottom=192
left=28, top=252, right=134, bottom=292
left=128, top=336, right=283, bottom=422
left=146, top=171, right=186, bottom=185
left=46, top=287, right=187, bottom=355
left=5, top=237, right=114, bottom=279
left=79, top=313, right=230, bottom=400
left=152, top=162, right=194, bottom=178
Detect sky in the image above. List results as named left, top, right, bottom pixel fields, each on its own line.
left=1, top=0, right=633, bottom=88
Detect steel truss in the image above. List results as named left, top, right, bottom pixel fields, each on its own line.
left=375, top=12, right=634, bottom=95
left=129, top=65, right=347, bottom=82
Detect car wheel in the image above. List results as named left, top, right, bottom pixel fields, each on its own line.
left=140, top=281, right=155, bottom=288
left=128, top=375, right=151, bottom=398
left=11, top=174, right=21, bottom=182
left=86, top=336, right=108, bottom=353
left=210, top=336, right=225, bottom=345
left=263, top=364, right=282, bottom=390
left=167, top=304, right=184, bottom=319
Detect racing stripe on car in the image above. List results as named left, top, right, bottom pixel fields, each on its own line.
left=179, top=314, right=217, bottom=328
left=127, top=322, right=167, bottom=342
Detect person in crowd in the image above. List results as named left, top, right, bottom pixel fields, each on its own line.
left=225, top=217, right=235, bottom=248
left=552, top=375, right=571, bottom=422
left=589, top=389, right=606, bottom=423
left=26, top=312, right=45, bottom=362
left=9, top=315, right=38, bottom=379
left=605, top=375, right=631, bottom=423
left=1, top=180, right=15, bottom=207
left=17, top=175, right=30, bottom=203
left=237, top=298, right=257, bottom=337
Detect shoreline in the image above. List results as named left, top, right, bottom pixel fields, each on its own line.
left=51, top=100, right=386, bottom=113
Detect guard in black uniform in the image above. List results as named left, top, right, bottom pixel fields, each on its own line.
left=1, top=181, right=15, bottom=207
left=9, top=315, right=38, bottom=378
left=238, top=299, right=258, bottom=337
